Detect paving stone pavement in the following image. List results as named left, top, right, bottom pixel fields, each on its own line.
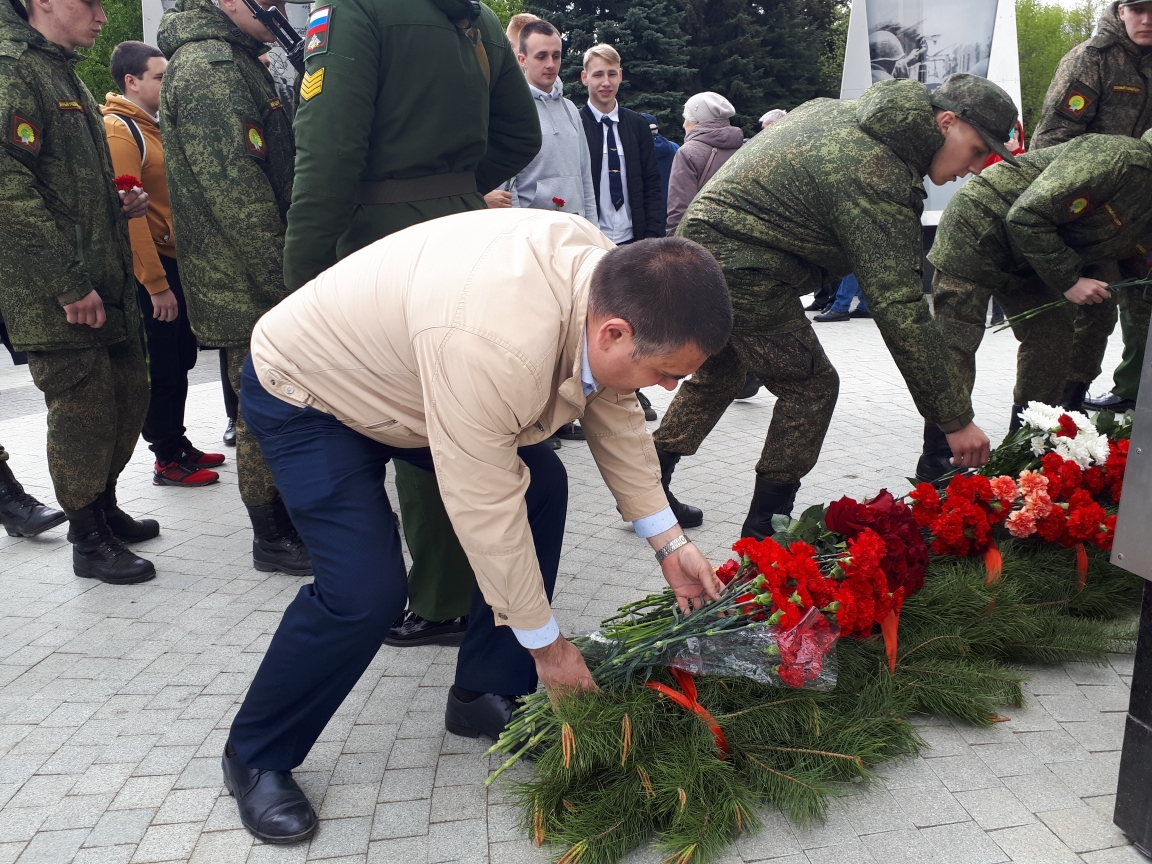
left=0, top=307, right=1144, bottom=864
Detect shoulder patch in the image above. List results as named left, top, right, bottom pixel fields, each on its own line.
left=268, top=97, right=283, bottom=111
left=243, top=121, right=266, bottom=160
left=304, top=6, right=332, bottom=58
left=1056, top=81, right=1098, bottom=120
left=57, top=99, right=82, bottom=112
left=1113, top=84, right=1142, bottom=95
left=10, top=114, right=39, bottom=153
left=300, top=67, right=324, bottom=101
left=1063, top=190, right=1091, bottom=220
left=1104, top=203, right=1123, bottom=228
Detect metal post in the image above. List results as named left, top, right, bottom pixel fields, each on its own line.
left=1111, top=311, right=1152, bottom=854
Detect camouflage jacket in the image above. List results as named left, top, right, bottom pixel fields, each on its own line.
left=679, top=79, right=973, bottom=431
left=1032, top=2, right=1152, bottom=149
left=159, top=0, right=295, bottom=347
left=929, top=133, right=1152, bottom=293
left=0, top=0, right=137, bottom=352
left=283, top=0, right=539, bottom=290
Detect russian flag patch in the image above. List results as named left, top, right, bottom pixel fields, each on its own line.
left=305, top=6, right=332, bottom=58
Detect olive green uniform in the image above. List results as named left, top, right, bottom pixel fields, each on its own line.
left=1031, top=1, right=1152, bottom=399
left=158, top=0, right=295, bottom=508
left=284, top=0, right=539, bottom=620
left=655, top=80, right=972, bottom=485
left=0, top=0, right=147, bottom=511
left=929, top=134, right=1152, bottom=406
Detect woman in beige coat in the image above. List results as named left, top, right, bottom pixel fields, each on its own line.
left=665, top=92, right=745, bottom=235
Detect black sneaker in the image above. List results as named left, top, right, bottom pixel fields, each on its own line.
left=384, top=610, right=468, bottom=647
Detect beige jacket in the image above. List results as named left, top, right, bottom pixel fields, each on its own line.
left=250, top=209, right=668, bottom=631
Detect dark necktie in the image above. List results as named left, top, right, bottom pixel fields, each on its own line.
left=602, top=116, right=624, bottom=210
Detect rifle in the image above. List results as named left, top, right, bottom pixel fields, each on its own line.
left=238, top=0, right=305, bottom=75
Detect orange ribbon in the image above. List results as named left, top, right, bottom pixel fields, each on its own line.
left=1076, top=543, right=1088, bottom=592
left=983, top=542, right=1002, bottom=585
left=881, top=609, right=900, bottom=675
left=648, top=667, right=729, bottom=757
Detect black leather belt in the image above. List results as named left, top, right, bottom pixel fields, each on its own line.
left=355, top=171, right=478, bottom=205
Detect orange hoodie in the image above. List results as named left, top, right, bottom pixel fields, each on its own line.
left=100, top=93, right=176, bottom=294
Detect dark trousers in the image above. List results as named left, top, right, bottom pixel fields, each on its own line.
left=220, top=349, right=238, bottom=422
left=229, top=357, right=568, bottom=770
left=139, top=255, right=198, bottom=462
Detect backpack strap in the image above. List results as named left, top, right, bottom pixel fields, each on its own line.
left=701, top=146, right=719, bottom=180
left=108, top=113, right=146, bottom=165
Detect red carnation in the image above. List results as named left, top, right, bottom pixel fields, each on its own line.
left=114, top=174, right=141, bottom=193
left=551, top=196, right=566, bottom=210
left=1056, top=414, right=1079, bottom=439
left=715, top=558, right=740, bottom=585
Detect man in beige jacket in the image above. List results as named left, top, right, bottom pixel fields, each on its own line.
left=218, top=208, right=733, bottom=843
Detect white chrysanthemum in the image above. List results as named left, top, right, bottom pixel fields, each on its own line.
left=1067, top=409, right=1095, bottom=433
left=1089, top=434, right=1111, bottom=466
left=1053, top=436, right=1094, bottom=469
left=1030, top=434, right=1050, bottom=457
left=1020, top=402, right=1063, bottom=432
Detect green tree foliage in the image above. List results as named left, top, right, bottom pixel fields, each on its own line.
left=1017, top=0, right=1105, bottom=137
left=529, top=0, right=692, bottom=139
left=818, top=0, right=850, bottom=96
left=75, top=0, right=143, bottom=99
left=486, top=0, right=525, bottom=29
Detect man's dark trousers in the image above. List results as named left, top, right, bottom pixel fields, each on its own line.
left=228, top=357, right=568, bottom=771
left=138, top=255, right=198, bottom=463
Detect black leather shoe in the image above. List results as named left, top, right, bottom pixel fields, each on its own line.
left=656, top=450, right=704, bottom=529
left=803, top=299, right=829, bottom=312
left=734, top=371, right=761, bottom=400
left=1060, top=380, right=1089, bottom=413
left=223, top=418, right=237, bottom=447
left=248, top=501, right=312, bottom=577
left=915, top=423, right=956, bottom=486
left=222, top=743, right=316, bottom=844
left=556, top=422, right=586, bottom=441
left=66, top=504, right=156, bottom=584
left=813, top=309, right=850, bottom=322
left=444, top=687, right=517, bottom=741
left=0, top=462, right=65, bottom=537
left=741, top=476, right=800, bottom=540
left=99, top=482, right=160, bottom=543
left=1084, top=391, right=1137, bottom=413
left=384, top=610, right=468, bottom=647
left=848, top=308, right=872, bottom=319
left=637, top=390, right=658, bottom=421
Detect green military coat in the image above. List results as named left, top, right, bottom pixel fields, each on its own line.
left=929, top=133, right=1152, bottom=292
left=0, top=0, right=137, bottom=352
left=282, top=0, right=539, bottom=290
left=159, top=0, right=295, bottom=348
left=679, top=79, right=972, bottom=431
left=1032, top=2, right=1152, bottom=149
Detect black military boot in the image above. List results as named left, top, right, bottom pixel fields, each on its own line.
left=1060, top=381, right=1089, bottom=413
left=656, top=450, right=703, bottom=529
left=915, top=423, right=955, bottom=486
left=741, top=476, right=800, bottom=540
left=0, top=461, right=66, bottom=537
left=1008, top=404, right=1025, bottom=435
left=99, top=479, right=160, bottom=543
left=66, top=503, right=156, bottom=584
left=248, top=499, right=313, bottom=577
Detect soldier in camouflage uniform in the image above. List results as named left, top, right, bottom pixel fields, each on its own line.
left=653, top=75, right=1018, bottom=539
left=159, top=0, right=310, bottom=577
left=283, top=0, right=539, bottom=646
left=1032, top=0, right=1152, bottom=412
left=0, top=0, right=159, bottom=584
left=921, top=132, right=1152, bottom=481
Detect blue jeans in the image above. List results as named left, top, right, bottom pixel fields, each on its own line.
left=229, top=356, right=568, bottom=770
left=830, top=274, right=868, bottom=314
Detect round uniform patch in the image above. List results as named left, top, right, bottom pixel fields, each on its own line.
left=1069, top=197, right=1088, bottom=215
left=1066, top=94, right=1086, bottom=113
left=16, top=122, right=34, bottom=145
left=248, top=127, right=264, bottom=151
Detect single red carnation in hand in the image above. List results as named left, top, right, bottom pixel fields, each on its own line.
left=551, top=196, right=566, bottom=210
left=114, top=174, right=141, bottom=193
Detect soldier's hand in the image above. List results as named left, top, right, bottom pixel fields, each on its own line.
left=484, top=190, right=513, bottom=209
left=120, top=188, right=150, bottom=219
left=150, top=289, right=179, bottom=323
left=1064, top=277, right=1111, bottom=306
left=945, top=422, right=991, bottom=470
left=64, top=291, right=106, bottom=329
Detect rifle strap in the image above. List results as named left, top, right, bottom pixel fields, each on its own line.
left=456, top=19, right=491, bottom=89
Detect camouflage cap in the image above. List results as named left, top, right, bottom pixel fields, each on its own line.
left=929, top=73, right=1020, bottom=167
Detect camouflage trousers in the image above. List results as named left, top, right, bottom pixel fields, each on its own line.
left=931, top=269, right=1075, bottom=407
left=226, top=346, right=280, bottom=508
left=26, top=336, right=149, bottom=511
left=653, top=321, right=840, bottom=485
left=1067, top=287, right=1152, bottom=386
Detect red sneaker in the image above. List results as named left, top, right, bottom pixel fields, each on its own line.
left=173, top=444, right=226, bottom=468
left=153, top=461, right=219, bottom=487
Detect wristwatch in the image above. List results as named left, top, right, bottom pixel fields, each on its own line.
left=655, top=534, right=689, bottom=564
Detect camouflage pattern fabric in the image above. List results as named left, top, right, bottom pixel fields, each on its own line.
left=1032, top=2, right=1152, bottom=150
left=159, top=0, right=295, bottom=348
left=1112, top=289, right=1151, bottom=397
left=931, top=270, right=1074, bottom=407
left=26, top=338, right=148, bottom=510
left=0, top=0, right=138, bottom=352
left=671, top=78, right=972, bottom=434
left=225, top=346, right=278, bottom=508
left=654, top=323, right=839, bottom=485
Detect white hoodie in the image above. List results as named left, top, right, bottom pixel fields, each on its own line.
left=510, top=79, right=598, bottom=222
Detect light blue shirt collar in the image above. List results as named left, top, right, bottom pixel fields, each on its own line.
left=581, top=331, right=599, bottom=398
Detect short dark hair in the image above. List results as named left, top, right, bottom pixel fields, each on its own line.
left=518, top=19, right=560, bottom=56
left=110, top=41, right=164, bottom=93
left=589, top=237, right=733, bottom=358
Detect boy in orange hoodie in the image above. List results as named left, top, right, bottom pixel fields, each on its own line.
left=102, top=41, right=223, bottom=487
